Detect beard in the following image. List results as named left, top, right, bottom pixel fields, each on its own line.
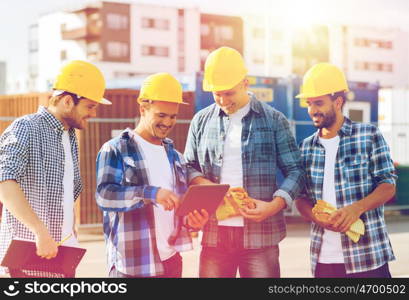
left=64, top=108, right=86, bottom=130
left=312, top=107, right=337, bottom=129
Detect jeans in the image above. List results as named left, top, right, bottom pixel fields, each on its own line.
left=199, top=226, right=280, bottom=278
left=315, top=263, right=392, bottom=278
left=109, top=252, right=182, bottom=278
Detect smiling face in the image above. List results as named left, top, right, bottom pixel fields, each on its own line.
left=212, top=79, right=250, bottom=115
left=63, top=98, right=99, bottom=130
left=306, top=95, right=342, bottom=129
left=138, top=100, right=179, bottom=145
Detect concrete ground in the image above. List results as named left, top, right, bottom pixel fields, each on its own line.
left=76, top=213, right=409, bottom=278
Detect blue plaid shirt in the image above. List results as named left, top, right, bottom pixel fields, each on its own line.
left=95, top=129, right=192, bottom=277
left=299, top=117, right=397, bottom=275
left=184, top=94, right=304, bottom=248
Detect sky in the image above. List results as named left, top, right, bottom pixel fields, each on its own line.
left=1, top=0, right=409, bottom=87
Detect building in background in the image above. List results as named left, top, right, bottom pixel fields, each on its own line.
left=199, top=13, right=243, bottom=70
left=242, top=15, right=292, bottom=78
left=28, top=1, right=200, bottom=92
left=329, top=25, right=409, bottom=88
left=291, top=25, right=330, bottom=76
left=378, top=89, right=409, bottom=165
left=21, top=1, right=409, bottom=94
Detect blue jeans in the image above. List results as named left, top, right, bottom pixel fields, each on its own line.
left=109, top=252, right=182, bottom=278
left=199, top=226, right=280, bottom=278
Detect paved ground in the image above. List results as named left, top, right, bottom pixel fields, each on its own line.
left=76, top=213, right=409, bottom=278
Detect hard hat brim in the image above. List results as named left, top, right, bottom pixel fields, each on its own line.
left=202, top=77, right=245, bottom=92
left=52, top=89, right=112, bottom=105
left=295, top=89, right=348, bottom=99
left=137, top=97, right=189, bottom=105
left=97, top=98, right=112, bottom=105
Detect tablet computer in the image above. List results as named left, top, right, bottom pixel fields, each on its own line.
left=176, top=184, right=230, bottom=217
left=1, top=239, right=86, bottom=277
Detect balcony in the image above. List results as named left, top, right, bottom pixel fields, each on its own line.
left=62, top=24, right=101, bottom=41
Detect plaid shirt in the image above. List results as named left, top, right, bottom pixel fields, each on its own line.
left=184, top=94, right=304, bottom=248
left=0, top=106, right=82, bottom=274
left=299, top=117, right=397, bottom=275
left=95, top=129, right=192, bottom=277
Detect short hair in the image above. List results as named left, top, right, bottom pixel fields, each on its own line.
left=139, top=99, right=153, bottom=110
left=329, top=91, right=346, bottom=108
left=49, top=91, right=81, bottom=106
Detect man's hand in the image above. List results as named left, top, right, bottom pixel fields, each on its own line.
left=156, top=188, right=180, bottom=211
left=328, top=203, right=364, bottom=232
left=239, top=197, right=286, bottom=222
left=311, top=214, right=339, bottom=232
left=35, top=230, right=59, bottom=260
left=186, top=209, right=209, bottom=230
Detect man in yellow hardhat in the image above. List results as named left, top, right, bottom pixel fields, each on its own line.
left=184, top=47, right=304, bottom=277
left=96, top=73, right=209, bottom=278
left=295, top=63, right=397, bottom=277
left=0, top=60, right=111, bottom=277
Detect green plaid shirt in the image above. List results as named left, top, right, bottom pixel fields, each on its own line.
left=184, top=94, right=304, bottom=248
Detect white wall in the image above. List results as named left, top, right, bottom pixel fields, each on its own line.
left=344, top=26, right=409, bottom=88
left=183, top=7, right=200, bottom=73
left=131, top=4, right=178, bottom=73
left=36, top=12, right=88, bottom=92
left=379, top=88, right=409, bottom=165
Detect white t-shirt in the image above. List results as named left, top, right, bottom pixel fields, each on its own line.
left=218, top=102, right=251, bottom=227
left=61, top=131, right=79, bottom=247
left=318, top=135, right=344, bottom=263
left=133, top=133, right=176, bottom=261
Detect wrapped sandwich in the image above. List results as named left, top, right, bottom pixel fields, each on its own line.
left=312, top=200, right=365, bottom=243
left=216, top=187, right=256, bottom=220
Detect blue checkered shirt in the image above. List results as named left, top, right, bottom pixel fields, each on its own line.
left=0, top=106, right=82, bottom=275
left=95, top=129, right=192, bottom=277
left=184, top=94, right=305, bottom=248
left=299, top=117, right=397, bottom=275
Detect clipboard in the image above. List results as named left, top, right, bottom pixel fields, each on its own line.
left=176, top=184, right=230, bottom=217
left=1, top=239, right=86, bottom=277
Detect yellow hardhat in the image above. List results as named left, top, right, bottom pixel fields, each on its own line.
left=203, top=47, right=247, bottom=92
left=295, top=63, right=349, bottom=99
left=137, top=72, right=187, bottom=104
left=53, top=60, right=111, bottom=105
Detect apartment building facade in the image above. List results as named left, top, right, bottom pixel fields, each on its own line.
left=26, top=2, right=409, bottom=94
left=28, top=1, right=200, bottom=92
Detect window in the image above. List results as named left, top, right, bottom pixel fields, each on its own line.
left=142, top=18, right=154, bottom=28
left=155, top=19, right=169, bottom=30
left=354, top=61, right=394, bottom=72
left=200, top=24, right=210, bottom=36
left=272, top=55, right=284, bottom=65
left=29, top=24, right=38, bottom=52
left=253, top=28, right=264, bottom=39
left=141, top=46, right=169, bottom=57
left=252, top=50, right=264, bottom=64
left=106, top=13, right=128, bottom=30
left=142, top=18, right=169, bottom=30
left=271, top=30, right=282, bottom=41
left=216, top=25, right=233, bottom=40
left=107, top=42, right=128, bottom=58
left=60, top=50, right=67, bottom=61
left=354, top=37, right=393, bottom=49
